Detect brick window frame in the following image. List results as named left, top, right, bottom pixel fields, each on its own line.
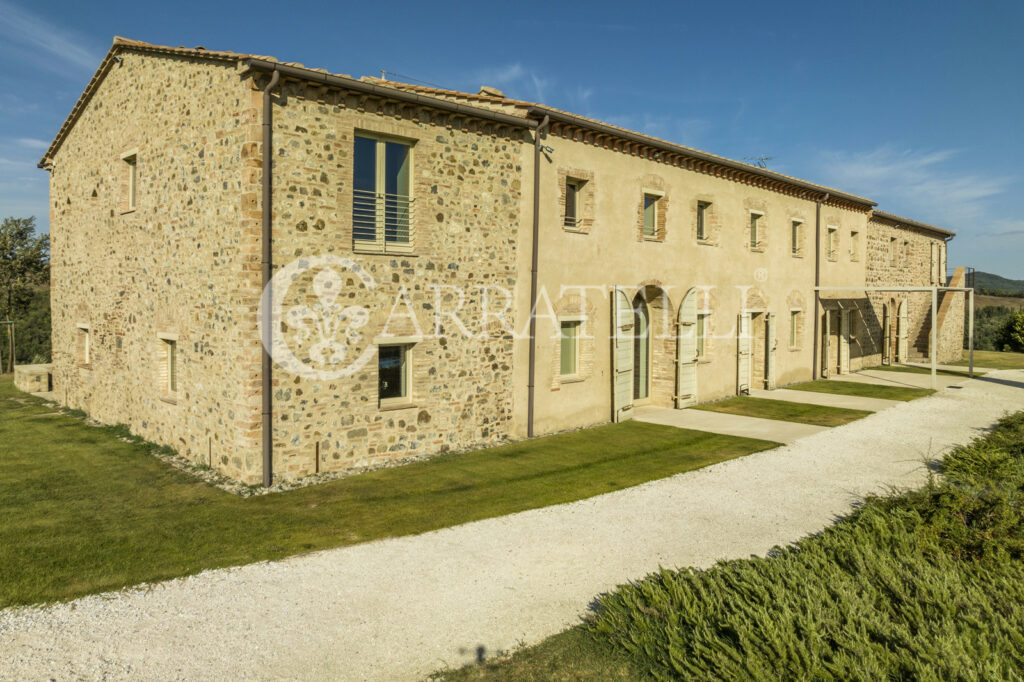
left=827, top=225, right=839, bottom=261
left=694, top=199, right=719, bottom=245
left=748, top=210, right=765, bottom=252
left=558, top=168, right=594, bottom=233
left=638, top=188, right=668, bottom=242
left=791, top=219, right=804, bottom=257
left=550, top=295, right=595, bottom=389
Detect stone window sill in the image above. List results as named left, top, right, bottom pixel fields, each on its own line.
left=379, top=400, right=416, bottom=412
left=750, top=247, right=766, bottom=254
left=791, top=252, right=803, bottom=258
left=642, top=236, right=664, bottom=243
left=77, top=362, right=92, bottom=370
left=697, top=238, right=716, bottom=246
left=559, top=375, right=586, bottom=384
left=159, top=395, right=179, bottom=405
left=120, top=208, right=136, bottom=215
left=697, top=358, right=712, bottom=365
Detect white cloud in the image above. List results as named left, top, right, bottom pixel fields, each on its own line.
left=16, top=138, right=48, bottom=150
left=816, top=146, right=1012, bottom=227
left=469, top=63, right=549, bottom=102
left=0, top=1, right=101, bottom=73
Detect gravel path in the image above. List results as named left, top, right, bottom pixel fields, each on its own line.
left=3, top=371, right=1023, bottom=681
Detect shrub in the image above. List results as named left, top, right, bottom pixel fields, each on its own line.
left=591, top=413, right=1024, bottom=681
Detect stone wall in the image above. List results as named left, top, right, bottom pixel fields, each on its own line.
left=48, top=50, right=263, bottom=481
left=864, top=217, right=960, bottom=364
left=263, top=77, right=528, bottom=479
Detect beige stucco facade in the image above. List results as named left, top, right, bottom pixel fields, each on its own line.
left=39, top=38, right=966, bottom=485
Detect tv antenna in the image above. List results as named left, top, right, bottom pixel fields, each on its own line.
left=744, top=156, right=774, bottom=169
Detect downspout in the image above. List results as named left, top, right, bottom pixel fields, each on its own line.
left=261, top=68, right=280, bottom=487
left=812, top=192, right=829, bottom=380
left=526, top=115, right=550, bottom=439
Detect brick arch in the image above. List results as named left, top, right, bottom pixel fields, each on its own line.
left=742, top=286, right=769, bottom=312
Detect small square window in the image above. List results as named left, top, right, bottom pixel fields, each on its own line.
left=564, top=179, right=584, bottom=228
left=696, top=201, right=711, bottom=240
left=791, top=220, right=802, bottom=255
left=560, top=321, right=580, bottom=376
left=696, top=313, right=708, bottom=359
left=643, top=194, right=659, bottom=237
left=378, top=345, right=410, bottom=403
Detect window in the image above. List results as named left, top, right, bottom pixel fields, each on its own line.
left=904, top=240, right=910, bottom=265
left=827, top=226, right=838, bottom=260
left=159, top=335, right=177, bottom=396
left=560, top=320, right=580, bottom=376
left=889, top=237, right=897, bottom=266
left=378, top=344, right=410, bottom=405
left=850, top=231, right=860, bottom=260
left=790, top=310, right=800, bottom=348
left=696, top=201, right=711, bottom=240
left=77, top=324, right=90, bottom=365
left=791, top=220, right=802, bottom=255
left=749, top=212, right=762, bottom=249
left=564, top=178, right=584, bottom=228
left=121, top=152, right=137, bottom=211
left=696, top=313, right=708, bottom=359
left=353, top=134, right=412, bottom=253
left=643, top=193, right=659, bottom=237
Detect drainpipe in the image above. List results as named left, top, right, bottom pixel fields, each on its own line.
left=812, top=192, right=829, bottom=380
left=261, top=68, right=280, bottom=487
left=526, top=115, right=550, bottom=439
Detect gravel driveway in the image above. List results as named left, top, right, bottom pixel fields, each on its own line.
left=3, top=371, right=1023, bottom=681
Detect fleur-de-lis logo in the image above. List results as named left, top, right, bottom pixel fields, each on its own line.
left=260, top=256, right=377, bottom=380
left=285, top=268, right=369, bottom=366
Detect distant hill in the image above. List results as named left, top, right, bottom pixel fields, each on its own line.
left=974, top=271, right=1024, bottom=297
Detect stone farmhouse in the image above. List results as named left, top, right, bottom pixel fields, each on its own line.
left=38, top=38, right=966, bottom=486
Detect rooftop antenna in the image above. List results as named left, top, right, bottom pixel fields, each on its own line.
left=744, top=156, right=774, bottom=169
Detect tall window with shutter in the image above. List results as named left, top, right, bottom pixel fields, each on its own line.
left=353, top=134, right=413, bottom=253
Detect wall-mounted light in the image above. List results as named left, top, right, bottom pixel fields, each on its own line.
left=541, top=145, right=554, bottom=154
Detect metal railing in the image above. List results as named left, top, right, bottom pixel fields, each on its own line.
left=353, top=189, right=413, bottom=251
left=945, top=266, right=975, bottom=289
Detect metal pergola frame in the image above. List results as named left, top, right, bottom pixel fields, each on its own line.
left=814, top=286, right=975, bottom=389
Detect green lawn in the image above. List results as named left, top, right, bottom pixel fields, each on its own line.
left=869, top=364, right=983, bottom=378
left=949, top=349, right=1024, bottom=370
left=431, top=625, right=651, bottom=681
left=693, top=396, right=872, bottom=427
left=438, top=412, right=1024, bottom=681
left=0, top=378, right=779, bottom=608
left=787, top=379, right=934, bottom=402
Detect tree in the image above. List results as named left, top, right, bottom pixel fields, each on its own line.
left=0, top=217, right=49, bottom=370
left=1008, top=310, right=1024, bottom=352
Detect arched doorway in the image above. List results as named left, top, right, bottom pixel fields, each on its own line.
left=633, top=293, right=650, bottom=401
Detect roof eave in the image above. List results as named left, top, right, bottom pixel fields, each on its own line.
left=871, top=210, right=956, bottom=238
left=525, top=106, right=878, bottom=210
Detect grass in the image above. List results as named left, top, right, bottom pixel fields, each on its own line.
left=786, top=379, right=934, bottom=402
left=431, top=625, right=651, bottom=681
left=437, top=412, right=1024, bottom=681
left=949, top=349, right=1024, bottom=370
left=693, top=396, right=872, bottom=427
left=0, top=378, right=779, bottom=608
left=869, top=363, right=983, bottom=378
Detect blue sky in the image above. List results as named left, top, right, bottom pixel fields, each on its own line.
left=1, top=0, right=1021, bottom=276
